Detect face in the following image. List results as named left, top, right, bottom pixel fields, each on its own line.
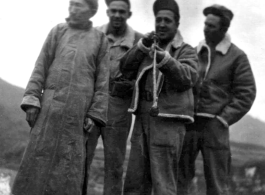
left=68, top=0, right=91, bottom=22
left=204, top=14, right=225, bottom=44
left=155, top=10, right=178, bottom=44
left=107, top=1, right=131, bottom=30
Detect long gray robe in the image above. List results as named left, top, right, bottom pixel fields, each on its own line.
left=12, top=22, right=109, bottom=195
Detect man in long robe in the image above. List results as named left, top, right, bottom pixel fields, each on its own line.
left=12, top=0, right=109, bottom=194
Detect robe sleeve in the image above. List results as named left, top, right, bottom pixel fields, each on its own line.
left=86, top=34, right=110, bottom=127
left=21, top=25, right=62, bottom=112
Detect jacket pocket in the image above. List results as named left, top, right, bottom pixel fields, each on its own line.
left=31, top=89, right=55, bottom=135
left=199, top=80, right=230, bottom=113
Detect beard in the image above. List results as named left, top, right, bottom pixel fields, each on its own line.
left=205, top=31, right=225, bottom=45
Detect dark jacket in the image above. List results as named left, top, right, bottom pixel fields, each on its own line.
left=13, top=22, right=109, bottom=195
left=194, top=34, right=256, bottom=127
left=120, top=31, right=198, bottom=123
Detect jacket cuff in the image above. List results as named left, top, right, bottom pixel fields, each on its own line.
left=21, top=95, right=41, bottom=112
left=86, top=113, right=106, bottom=127
left=216, top=116, right=229, bottom=128
left=137, top=39, right=151, bottom=54
left=156, top=51, right=171, bottom=68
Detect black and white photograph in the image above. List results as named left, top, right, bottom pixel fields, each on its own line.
left=0, top=0, right=264, bottom=194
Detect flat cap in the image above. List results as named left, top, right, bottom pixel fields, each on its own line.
left=203, top=4, right=233, bottom=27
left=153, top=0, right=180, bottom=22
left=105, top=0, right=131, bottom=8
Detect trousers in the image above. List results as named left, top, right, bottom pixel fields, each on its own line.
left=123, top=100, right=186, bottom=195
left=85, top=95, right=132, bottom=195
left=178, top=116, right=231, bottom=195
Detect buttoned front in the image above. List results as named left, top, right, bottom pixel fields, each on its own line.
left=97, top=24, right=142, bottom=80
left=106, top=39, right=131, bottom=79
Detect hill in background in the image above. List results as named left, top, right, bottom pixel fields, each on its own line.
left=1, top=78, right=265, bottom=169
left=1, top=78, right=265, bottom=194
left=0, top=78, right=29, bottom=170
left=231, top=115, right=265, bottom=147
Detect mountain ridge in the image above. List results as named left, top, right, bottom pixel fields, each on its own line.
left=0, top=78, right=265, bottom=170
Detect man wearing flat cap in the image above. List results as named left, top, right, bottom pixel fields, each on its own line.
left=12, top=0, right=110, bottom=194
left=178, top=4, right=256, bottom=195
left=89, top=0, right=142, bottom=194
left=119, top=0, right=198, bottom=194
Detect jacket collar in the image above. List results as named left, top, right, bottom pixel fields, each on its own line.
left=166, top=30, right=184, bottom=50
left=66, top=18, right=92, bottom=30
left=197, top=34, right=232, bottom=55
left=97, top=24, right=135, bottom=48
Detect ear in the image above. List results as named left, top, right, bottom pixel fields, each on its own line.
left=220, top=26, right=228, bottom=34
left=128, top=11, right=132, bottom=19
left=106, top=9, right=110, bottom=17
left=174, top=21, right=179, bottom=31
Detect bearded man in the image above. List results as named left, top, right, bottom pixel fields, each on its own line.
left=178, top=5, right=256, bottom=195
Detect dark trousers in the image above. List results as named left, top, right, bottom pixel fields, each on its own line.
left=85, top=95, right=132, bottom=195
left=178, top=116, right=231, bottom=195
left=123, top=100, right=186, bottom=195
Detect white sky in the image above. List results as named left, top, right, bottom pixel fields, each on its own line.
left=0, top=0, right=265, bottom=122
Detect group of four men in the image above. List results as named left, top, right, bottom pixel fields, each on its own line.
left=12, top=0, right=256, bottom=195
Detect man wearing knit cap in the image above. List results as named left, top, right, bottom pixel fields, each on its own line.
left=178, top=4, right=256, bottom=195
left=120, top=0, right=198, bottom=194
left=12, top=0, right=110, bottom=194
left=87, top=0, right=142, bottom=194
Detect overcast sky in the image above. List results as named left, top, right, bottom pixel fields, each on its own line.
left=0, top=0, right=264, bottom=122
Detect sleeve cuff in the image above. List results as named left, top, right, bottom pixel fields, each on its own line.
left=21, top=95, right=41, bottom=112
left=137, top=39, right=151, bottom=54
left=86, top=113, right=106, bottom=127
left=156, top=51, right=171, bottom=68
left=216, top=116, right=229, bottom=128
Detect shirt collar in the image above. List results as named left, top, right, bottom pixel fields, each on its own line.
left=197, top=34, right=232, bottom=55
left=97, top=24, right=135, bottom=49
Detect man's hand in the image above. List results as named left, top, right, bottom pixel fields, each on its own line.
left=26, top=107, right=40, bottom=128
left=142, top=31, right=157, bottom=48
left=84, top=117, right=95, bottom=133
left=150, top=44, right=166, bottom=63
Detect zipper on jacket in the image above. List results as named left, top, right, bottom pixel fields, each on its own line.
left=195, top=45, right=212, bottom=112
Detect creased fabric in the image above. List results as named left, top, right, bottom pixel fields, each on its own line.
left=12, top=22, right=109, bottom=195
left=120, top=32, right=198, bottom=123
